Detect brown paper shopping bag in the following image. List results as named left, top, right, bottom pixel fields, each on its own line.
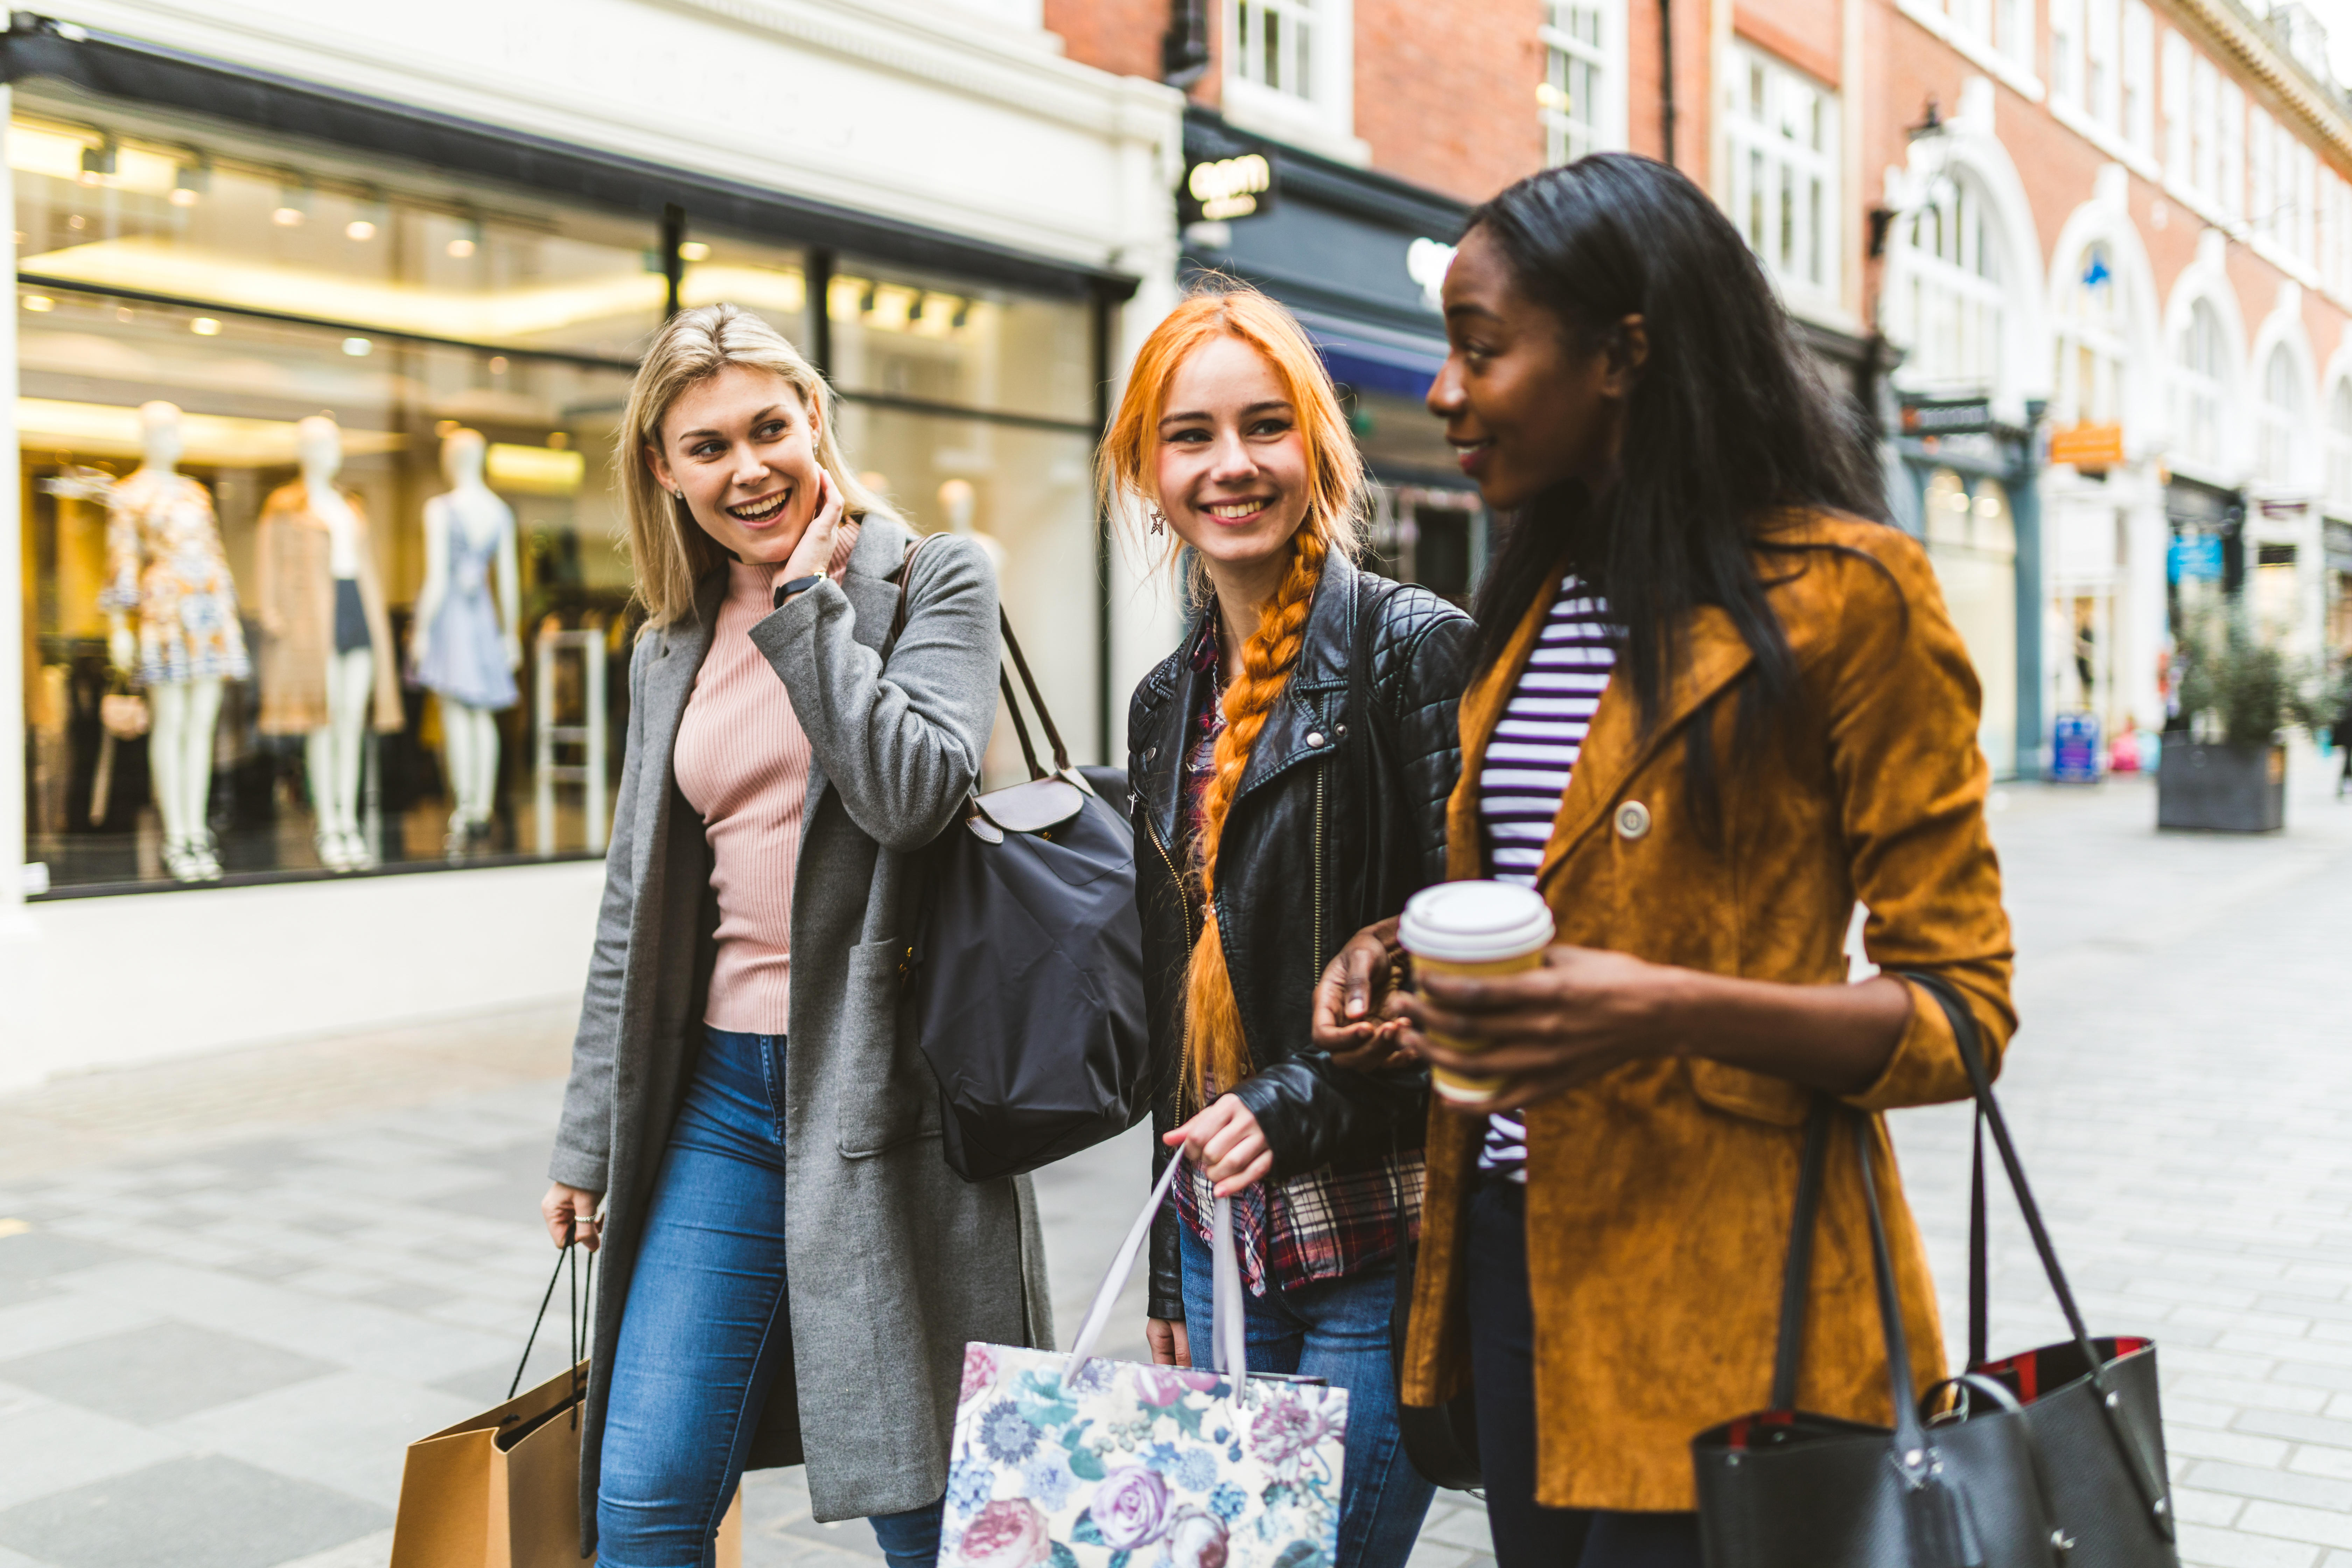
left=390, top=1233, right=742, bottom=1565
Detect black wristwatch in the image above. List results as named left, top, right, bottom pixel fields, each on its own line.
left=772, top=574, right=825, bottom=609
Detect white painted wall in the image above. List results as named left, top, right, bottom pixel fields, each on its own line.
left=1, top=862, right=604, bottom=1091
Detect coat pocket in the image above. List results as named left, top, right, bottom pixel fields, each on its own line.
left=837, top=936, right=944, bottom=1158
left=1685, top=1058, right=1812, bottom=1127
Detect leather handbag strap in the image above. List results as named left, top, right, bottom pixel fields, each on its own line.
left=1898, top=968, right=2175, bottom=1535
left=891, top=533, right=1070, bottom=785
left=1768, top=1098, right=1835, bottom=1410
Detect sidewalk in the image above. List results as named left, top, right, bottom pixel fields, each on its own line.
left=0, top=751, right=2347, bottom=1566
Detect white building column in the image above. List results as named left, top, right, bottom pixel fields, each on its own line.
left=2121, top=481, right=2170, bottom=735
left=0, top=87, right=44, bottom=1073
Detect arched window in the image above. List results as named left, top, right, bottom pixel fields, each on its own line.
left=2172, top=299, right=2229, bottom=468
left=2259, top=343, right=2306, bottom=484
left=2327, top=378, right=2352, bottom=509
left=2054, top=241, right=2126, bottom=425
left=1895, top=176, right=2002, bottom=392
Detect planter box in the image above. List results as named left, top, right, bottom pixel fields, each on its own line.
left=2157, top=741, right=2286, bottom=832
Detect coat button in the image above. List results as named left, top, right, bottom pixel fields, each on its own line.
left=1306, top=732, right=1326, bottom=748
left=1144, top=746, right=1158, bottom=762
left=1615, top=800, right=1651, bottom=840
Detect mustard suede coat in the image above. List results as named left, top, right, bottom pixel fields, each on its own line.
left=1398, top=513, right=2016, bottom=1512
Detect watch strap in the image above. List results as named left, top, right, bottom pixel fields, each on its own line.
left=772, top=574, right=826, bottom=609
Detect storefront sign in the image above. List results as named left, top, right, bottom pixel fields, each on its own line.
left=2049, top=422, right=2125, bottom=469
left=2326, top=518, right=2352, bottom=573
left=2168, top=535, right=2225, bottom=582
left=487, top=442, right=584, bottom=495
left=1898, top=397, right=1995, bottom=435
left=1180, top=149, right=1276, bottom=224
left=2050, top=711, right=2102, bottom=784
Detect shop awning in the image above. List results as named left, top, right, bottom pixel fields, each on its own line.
left=1293, top=309, right=1449, bottom=400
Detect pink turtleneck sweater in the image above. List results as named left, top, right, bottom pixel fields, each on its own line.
left=673, top=524, right=859, bottom=1032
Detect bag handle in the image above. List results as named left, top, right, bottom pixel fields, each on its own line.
left=1064, top=1158, right=1247, bottom=1394
left=891, top=535, right=1072, bottom=786
left=509, top=1219, right=595, bottom=1427
left=1897, top=969, right=2175, bottom=1538
left=1767, top=1098, right=1834, bottom=1411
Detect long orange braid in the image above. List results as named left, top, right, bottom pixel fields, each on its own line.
left=1182, top=525, right=1332, bottom=1105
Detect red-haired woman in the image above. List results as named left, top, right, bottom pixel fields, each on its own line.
left=1103, top=287, right=1475, bottom=1568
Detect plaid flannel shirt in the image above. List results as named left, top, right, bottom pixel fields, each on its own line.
left=1171, top=618, right=1419, bottom=1296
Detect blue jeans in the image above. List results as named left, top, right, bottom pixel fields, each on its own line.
left=1178, top=1225, right=1435, bottom=1568
left=597, top=1028, right=945, bottom=1568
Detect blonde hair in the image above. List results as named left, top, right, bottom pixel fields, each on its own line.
left=1098, top=285, right=1366, bottom=1106
left=619, top=303, right=882, bottom=627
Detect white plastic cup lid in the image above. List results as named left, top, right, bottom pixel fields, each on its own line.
left=1399, top=880, right=1556, bottom=964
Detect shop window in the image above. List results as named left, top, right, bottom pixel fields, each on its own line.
left=2052, top=241, right=2126, bottom=428
left=1723, top=44, right=1838, bottom=314
left=1541, top=1, right=1618, bottom=167
left=2328, top=379, right=2352, bottom=511
left=1921, top=470, right=2019, bottom=775
left=2259, top=343, right=2306, bottom=486
left=2172, top=299, right=2231, bottom=469
left=15, top=90, right=1097, bottom=896
left=1893, top=175, right=2003, bottom=395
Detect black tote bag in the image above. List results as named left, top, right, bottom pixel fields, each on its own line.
left=1904, top=971, right=2178, bottom=1568
left=1691, top=1102, right=2064, bottom=1568
left=890, top=540, right=1149, bottom=1182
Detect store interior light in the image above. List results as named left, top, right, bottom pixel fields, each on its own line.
left=677, top=241, right=710, bottom=262
left=21, top=295, right=52, bottom=312
left=447, top=218, right=481, bottom=259
left=170, top=160, right=209, bottom=206
left=272, top=184, right=309, bottom=227
left=190, top=316, right=221, bottom=336
left=346, top=219, right=376, bottom=241
left=77, top=140, right=115, bottom=186
left=487, top=355, right=508, bottom=374
left=342, top=336, right=372, bottom=357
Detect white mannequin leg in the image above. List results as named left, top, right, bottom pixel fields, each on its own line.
left=461, top=704, right=499, bottom=826
left=176, top=677, right=224, bottom=849
left=328, top=648, right=372, bottom=838
left=147, top=681, right=191, bottom=845
left=305, top=722, right=338, bottom=857
left=442, top=700, right=477, bottom=833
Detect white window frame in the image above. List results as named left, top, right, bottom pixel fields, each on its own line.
left=1891, top=174, right=2006, bottom=396
left=2191, top=55, right=2217, bottom=203
left=2219, top=79, right=2244, bottom=223
left=1722, top=42, right=1840, bottom=318
left=2174, top=298, right=2231, bottom=470
left=2054, top=242, right=2129, bottom=428
left=2326, top=377, right=2352, bottom=511
left=1540, top=0, right=1628, bottom=166
left=2051, top=0, right=2084, bottom=104
left=2259, top=343, right=2306, bottom=486
left=2251, top=107, right=2276, bottom=245
left=2162, top=31, right=2189, bottom=185
left=1221, top=0, right=1365, bottom=162
left=2122, top=1, right=2153, bottom=155
left=2085, top=0, right=2119, bottom=127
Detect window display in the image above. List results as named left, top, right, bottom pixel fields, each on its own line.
left=16, top=86, right=1104, bottom=895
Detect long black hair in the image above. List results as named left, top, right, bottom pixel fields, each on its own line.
left=1466, top=155, right=1886, bottom=762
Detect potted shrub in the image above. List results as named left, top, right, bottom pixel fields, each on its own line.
left=2158, top=609, right=2317, bottom=832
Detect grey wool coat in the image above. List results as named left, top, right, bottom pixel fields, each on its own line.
left=548, top=511, right=1054, bottom=1540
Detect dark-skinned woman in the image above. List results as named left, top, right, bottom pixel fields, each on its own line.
left=1311, top=155, right=2014, bottom=1568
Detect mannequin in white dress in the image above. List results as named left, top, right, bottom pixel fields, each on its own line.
left=105, top=401, right=247, bottom=882
left=299, top=416, right=378, bottom=870
left=411, top=428, right=522, bottom=853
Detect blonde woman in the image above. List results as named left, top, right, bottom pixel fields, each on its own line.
left=1104, top=287, right=1474, bottom=1568
left=541, top=303, right=1048, bottom=1568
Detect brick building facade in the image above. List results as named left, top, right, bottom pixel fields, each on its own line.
left=1047, top=0, right=2352, bottom=776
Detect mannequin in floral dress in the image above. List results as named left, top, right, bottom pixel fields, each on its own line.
left=102, top=400, right=250, bottom=883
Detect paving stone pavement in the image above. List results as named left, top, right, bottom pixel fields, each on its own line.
left=0, top=746, right=2345, bottom=1566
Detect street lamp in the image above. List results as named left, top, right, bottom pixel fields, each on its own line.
left=1868, top=98, right=1954, bottom=259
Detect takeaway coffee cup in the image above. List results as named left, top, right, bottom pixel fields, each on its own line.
left=1399, top=881, right=1558, bottom=1105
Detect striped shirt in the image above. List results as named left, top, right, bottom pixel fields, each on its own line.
left=1476, top=576, right=1615, bottom=1178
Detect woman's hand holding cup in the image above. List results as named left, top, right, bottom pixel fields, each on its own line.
left=1395, top=941, right=1685, bottom=1112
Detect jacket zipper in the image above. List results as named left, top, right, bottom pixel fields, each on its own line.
left=1311, top=763, right=1326, bottom=977
left=1146, top=811, right=1198, bottom=1108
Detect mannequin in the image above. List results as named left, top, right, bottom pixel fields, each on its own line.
left=255, top=415, right=403, bottom=873
left=935, top=477, right=1006, bottom=575
left=101, top=401, right=249, bottom=883
left=411, top=428, right=520, bottom=854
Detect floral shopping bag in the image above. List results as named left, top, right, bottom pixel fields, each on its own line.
left=941, top=1162, right=1349, bottom=1568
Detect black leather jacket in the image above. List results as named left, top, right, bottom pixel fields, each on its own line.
left=1126, top=555, right=1474, bottom=1321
